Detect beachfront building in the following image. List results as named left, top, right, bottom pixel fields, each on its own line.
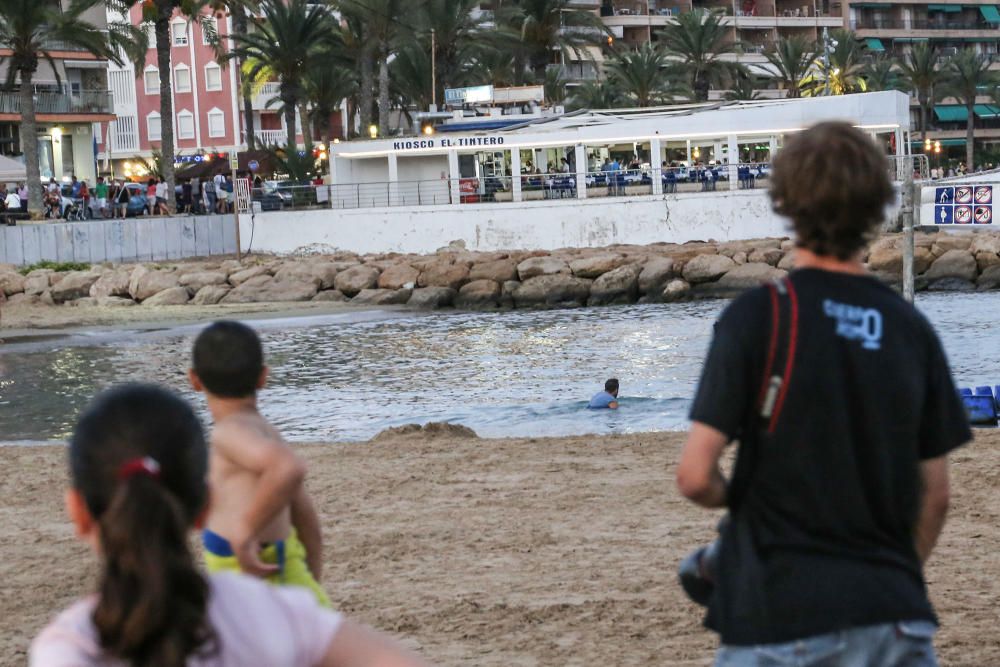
left=0, top=1, right=114, bottom=184
left=100, top=7, right=345, bottom=176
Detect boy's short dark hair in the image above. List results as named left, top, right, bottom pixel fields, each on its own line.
left=605, top=378, right=619, bottom=393
left=192, top=321, right=264, bottom=398
left=770, top=122, right=895, bottom=261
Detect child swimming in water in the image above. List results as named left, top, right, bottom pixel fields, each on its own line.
left=31, top=383, right=428, bottom=667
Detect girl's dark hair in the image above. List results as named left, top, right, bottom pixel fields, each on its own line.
left=70, top=383, right=216, bottom=667
left=769, top=122, right=895, bottom=260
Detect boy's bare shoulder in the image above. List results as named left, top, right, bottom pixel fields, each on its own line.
left=211, top=411, right=286, bottom=450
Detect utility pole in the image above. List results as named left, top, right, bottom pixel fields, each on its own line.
left=431, top=29, right=437, bottom=109
left=901, top=163, right=916, bottom=303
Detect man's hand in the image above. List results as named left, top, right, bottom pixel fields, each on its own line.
left=676, top=422, right=729, bottom=508
left=915, top=455, right=951, bottom=565
left=231, top=530, right=280, bottom=577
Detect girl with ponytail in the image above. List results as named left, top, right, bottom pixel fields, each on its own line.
left=31, top=383, right=429, bottom=667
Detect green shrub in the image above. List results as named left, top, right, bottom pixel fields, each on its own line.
left=18, top=260, right=91, bottom=275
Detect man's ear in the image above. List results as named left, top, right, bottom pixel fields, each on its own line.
left=65, top=488, right=95, bottom=540
left=189, top=368, right=204, bottom=393
left=257, top=366, right=269, bottom=390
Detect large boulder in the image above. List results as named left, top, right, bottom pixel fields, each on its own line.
left=777, top=251, right=796, bottom=271
left=350, top=288, right=412, bottom=305
left=568, top=253, right=626, bottom=279
left=517, top=256, right=570, bottom=281
left=977, top=264, right=1000, bottom=290
left=178, top=271, right=228, bottom=294
left=661, top=279, right=691, bottom=303
left=513, top=274, right=592, bottom=309
left=334, top=265, right=380, bottom=297
left=89, top=269, right=132, bottom=298
left=715, top=263, right=787, bottom=291
left=272, top=264, right=323, bottom=289
left=190, top=285, right=231, bottom=305
left=303, top=262, right=342, bottom=289
left=682, top=254, right=736, bottom=284
left=927, top=277, right=976, bottom=292
left=142, top=286, right=190, bottom=306
left=455, top=279, right=501, bottom=309
left=313, top=290, right=348, bottom=302
left=228, top=265, right=271, bottom=287
left=500, top=280, right=519, bottom=309
left=377, top=263, right=420, bottom=290
left=588, top=264, right=641, bottom=306
left=931, top=234, right=973, bottom=256
left=51, top=271, right=100, bottom=303
left=407, top=286, right=456, bottom=309
left=418, top=259, right=469, bottom=290
left=923, top=249, right=977, bottom=282
left=867, top=240, right=934, bottom=275
left=637, top=257, right=675, bottom=294
left=131, top=270, right=180, bottom=301
left=469, top=258, right=519, bottom=283
left=747, top=248, right=783, bottom=266
left=23, top=273, right=51, bottom=296
left=222, top=276, right=318, bottom=303
left=96, top=296, right=136, bottom=308
left=0, top=271, right=26, bottom=296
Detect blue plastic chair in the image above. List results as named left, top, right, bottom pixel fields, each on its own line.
left=959, top=387, right=973, bottom=396
left=976, top=386, right=994, bottom=397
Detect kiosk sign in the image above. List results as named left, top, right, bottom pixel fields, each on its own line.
left=934, top=185, right=993, bottom=225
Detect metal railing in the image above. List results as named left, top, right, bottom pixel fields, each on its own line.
left=889, top=154, right=930, bottom=182
left=0, top=89, right=112, bottom=114
left=250, top=129, right=288, bottom=146
left=851, top=18, right=995, bottom=30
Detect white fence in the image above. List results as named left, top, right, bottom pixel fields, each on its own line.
left=0, top=215, right=238, bottom=266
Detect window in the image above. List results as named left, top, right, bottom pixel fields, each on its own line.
left=177, top=110, right=195, bottom=139
left=142, top=22, right=155, bottom=49
left=143, top=66, right=159, bottom=95
left=174, top=64, right=191, bottom=93
left=207, top=108, right=225, bottom=138
left=171, top=20, right=188, bottom=46
left=204, top=62, right=222, bottom=91
left=147, top=112, right=162, bottom=141
left=202, top=17, right=217, bottom=45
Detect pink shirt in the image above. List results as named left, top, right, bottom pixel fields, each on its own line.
left=31, top=573, right=342, bottom=666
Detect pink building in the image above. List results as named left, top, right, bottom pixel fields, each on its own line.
left=101, top=7, right=335, bottom=175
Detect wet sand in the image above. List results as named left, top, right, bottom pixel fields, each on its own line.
left=2, top=430, right=999, bottom=666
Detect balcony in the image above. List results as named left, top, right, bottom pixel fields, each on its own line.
left=251, top=82, right=281, bottom=111
left=852, top=18, right=998, bottom=31
left=547, top=62, right=601, bottom=81
left=245, top=129, right=288, bottom=146
left=0, top=89, right=112, bottom=115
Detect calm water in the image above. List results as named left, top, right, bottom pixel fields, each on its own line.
left=1, top=292, right=998, bottom=443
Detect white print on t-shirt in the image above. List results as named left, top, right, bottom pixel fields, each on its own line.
left=823, top=299, right=882, bottom=350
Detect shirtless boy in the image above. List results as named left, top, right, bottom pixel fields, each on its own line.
left=190, top=320, right=330, bottom=606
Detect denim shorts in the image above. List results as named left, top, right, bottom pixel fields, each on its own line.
left=715, top=621, right=938, bottom=667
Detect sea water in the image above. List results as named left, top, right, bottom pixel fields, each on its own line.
left=1, top=291, right=998, bottom=443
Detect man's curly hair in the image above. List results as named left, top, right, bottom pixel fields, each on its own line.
left=770, top=122, right=895, bottom=260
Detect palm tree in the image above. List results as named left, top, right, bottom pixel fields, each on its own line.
left=391, top=38, right=434, bottom=111
left=421, top=0, right=490, bottom=103
left=605, top=43, right=684, bottom=107
left=804, top=29, right=867, bottom=96
left=543, top=66, right=567, bottom=106
left=500, top=0, right=607, bottom=82
left=567, top=79, right=623, bottom=110
left=467, top=47, right=524, bottom=88
left=862, top=53, right=899, bottom=92
left=724, top=70, right=762, bottom=101
left=898, top=42, right=941, bottom=141
left=226, top=2, right=258, bottom=150
left=228, top=0, right=333, bottom=151
left=304, top=66, right=356, bottom=147
left=764, top=35, right=816, bottom=98
left=0, top=0, right=142, bottom=212
left=945, top=49, right=997, bottom=169
left=658, top=9, right=743, bottom=102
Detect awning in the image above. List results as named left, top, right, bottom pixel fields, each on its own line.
left=975, top=104, right=1000, bottom=118
left=0, top=154, right=26, bottom=182
left=980, top=5, right=1000, bottom=22
left=853, top=2, right=891, bottom=6
left=893, top=37, right=930, bottom=42
left=934, top=105, right=968, bottom=122
left=927, top=4, right=961, bottom=11
left=865, top=38, right=885, bottom=51
left=909, top=138, right=967, bottom=147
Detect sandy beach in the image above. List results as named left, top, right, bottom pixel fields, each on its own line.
left=3, top=429, right=999, bottom=666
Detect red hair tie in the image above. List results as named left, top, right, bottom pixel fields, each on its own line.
left=117, top=456, right=161, bottom=481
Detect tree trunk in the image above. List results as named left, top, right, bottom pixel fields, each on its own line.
left=19, top=72, right=42, bottom=213
left=966, top=100, right=975, bottom=170
left=232, top=7, right=255, bottom=151
left=359, top=47, right=375, bottom=135
left=299, top=103, right=313, bottom=147
left=283, top=95, right=298, bottom=152
left=154, top=14, right=176, bottom=212
left=378, top=51, right=390, bottom=135
left=918, top=94, right=928, bottom=139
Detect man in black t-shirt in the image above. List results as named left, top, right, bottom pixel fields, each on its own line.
left=676, top=122, right=971, bottom=666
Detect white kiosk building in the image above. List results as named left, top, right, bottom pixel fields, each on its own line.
left=244, top=92, right=912, bottom=255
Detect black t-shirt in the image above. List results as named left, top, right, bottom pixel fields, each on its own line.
left=689, top=268, right=971, bottom=646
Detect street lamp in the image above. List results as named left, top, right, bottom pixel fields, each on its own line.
left=934, top=141, right=942, bottom=155
left=368, top=124, right=378, bottom=139
left=924, top=137, right=932, bottom=152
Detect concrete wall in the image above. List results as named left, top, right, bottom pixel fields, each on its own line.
left=240, top=189, right=792, bottom=255
left=1, top=215, right=237, bottom=266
